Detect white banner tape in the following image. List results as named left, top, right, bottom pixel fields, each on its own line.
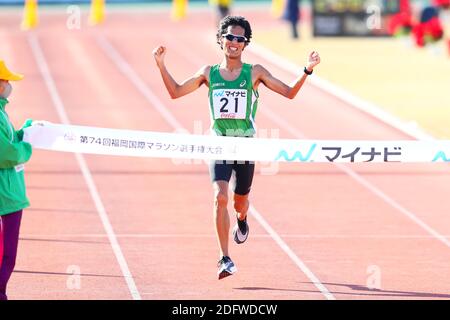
left=23, top=123, right=450, bottom=163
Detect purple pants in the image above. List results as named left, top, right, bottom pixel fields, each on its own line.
left=0, top=210, right=23, bottom=301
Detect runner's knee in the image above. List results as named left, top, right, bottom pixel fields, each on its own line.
left=233, top=198, right=249, bottom=213
left=214, top=192, right=228, bottom=209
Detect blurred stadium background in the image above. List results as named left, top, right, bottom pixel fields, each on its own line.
left=1, top=0, right=449, bottom=138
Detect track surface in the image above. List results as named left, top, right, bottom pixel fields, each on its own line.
left=1, top=8, right=450, bottom=300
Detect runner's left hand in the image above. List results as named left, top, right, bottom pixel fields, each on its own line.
left=306, top=51, right=321, bottom=71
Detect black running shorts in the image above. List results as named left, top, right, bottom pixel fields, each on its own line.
left=209, top=160, right=255, bottom=196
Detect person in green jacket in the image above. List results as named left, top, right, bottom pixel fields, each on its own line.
left=0, top=60, right=33, bottom=300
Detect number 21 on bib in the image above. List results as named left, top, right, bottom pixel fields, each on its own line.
left=212, top=89, right=247, bottom=119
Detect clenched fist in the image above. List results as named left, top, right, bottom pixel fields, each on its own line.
left=306, top=51, right=321, bottom=72
left=153, top=46, right=166, bottom=66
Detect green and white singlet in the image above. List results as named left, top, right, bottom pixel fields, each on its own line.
left=208, top=63, right=259, bottom=137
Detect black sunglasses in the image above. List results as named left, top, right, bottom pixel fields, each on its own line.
left=223, top=34, right=247, bottom=43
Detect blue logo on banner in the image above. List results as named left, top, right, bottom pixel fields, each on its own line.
left=213, top=91, right=225, bottom=97
left=275, top=144, right=317, bottom=162
left=432, top=151, right=450, bottom=162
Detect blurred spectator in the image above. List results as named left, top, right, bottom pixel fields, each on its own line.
left=388, top=0, right=413, bottom=37
left=399, top=0, right=411, bottom=12
left=413, top=11, right=444, bottom=47
left=283, top=0, right=300, bottom=39
left=420, top=6, right=439, bottom=22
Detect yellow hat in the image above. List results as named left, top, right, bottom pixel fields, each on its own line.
left=0, top=60, right=24, bottom=81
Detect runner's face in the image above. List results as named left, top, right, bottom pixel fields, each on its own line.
left=221, top=25, right=246, bottom=59
left=0, top=80, right=12, bottom=99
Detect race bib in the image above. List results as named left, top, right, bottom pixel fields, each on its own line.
left=212, top=89, right=247, bottom=120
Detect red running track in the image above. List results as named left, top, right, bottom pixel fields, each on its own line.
left=1, top=7, right=450, bottom=300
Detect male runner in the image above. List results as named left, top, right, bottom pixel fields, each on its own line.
left=153, top=15, right=320, bottom=279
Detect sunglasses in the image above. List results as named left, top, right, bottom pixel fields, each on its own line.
left=223, top=34, right=247, bottom=43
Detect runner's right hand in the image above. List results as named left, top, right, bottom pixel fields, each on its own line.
left=153, top=46, right=166, bottom=66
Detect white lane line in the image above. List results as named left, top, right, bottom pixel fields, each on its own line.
left=262, top=104, right=450, bottom=249
left=28, top=33, right=141, bottom=300
left=97, top=34, right=335, bottom=300
left=249, top=206, right=335, bottom=300
left=249, top=42, right=450, bottom=249
left=338, top=164, right=450, bottom=248
left=65, top=38, right=117, bottom=107
left=96, top=36, right=183, bottom=130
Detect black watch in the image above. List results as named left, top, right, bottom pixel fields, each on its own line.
left=304, top=67, right=313, bottom=75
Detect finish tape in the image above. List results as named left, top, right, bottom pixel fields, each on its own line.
left=23, top=123, right=450, bottom=163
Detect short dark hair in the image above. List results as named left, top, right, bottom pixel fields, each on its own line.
left=216, top=16, right=252, bottom=47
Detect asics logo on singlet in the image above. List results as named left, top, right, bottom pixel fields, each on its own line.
left=239, top=80, right=246, bottom=87
left=212, top=83, right=225, bottom=87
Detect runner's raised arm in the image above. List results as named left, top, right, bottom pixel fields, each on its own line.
left=152, top=46, right=210, bottom=99
left=253, top=51, right=321, bottom=99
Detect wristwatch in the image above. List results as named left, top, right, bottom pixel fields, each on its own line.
left=304, top=67, right=313, bottom=75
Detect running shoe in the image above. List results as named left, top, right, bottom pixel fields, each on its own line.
left=217, top=256, right=237, bottom=280
left=232, top=216, right=249, bottom=244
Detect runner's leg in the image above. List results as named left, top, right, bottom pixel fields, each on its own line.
left=231, top=162, right=254, bottom=244
left=210, top=160, right=233, bottom=258
left=233, top=161, right=255, bottom=220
